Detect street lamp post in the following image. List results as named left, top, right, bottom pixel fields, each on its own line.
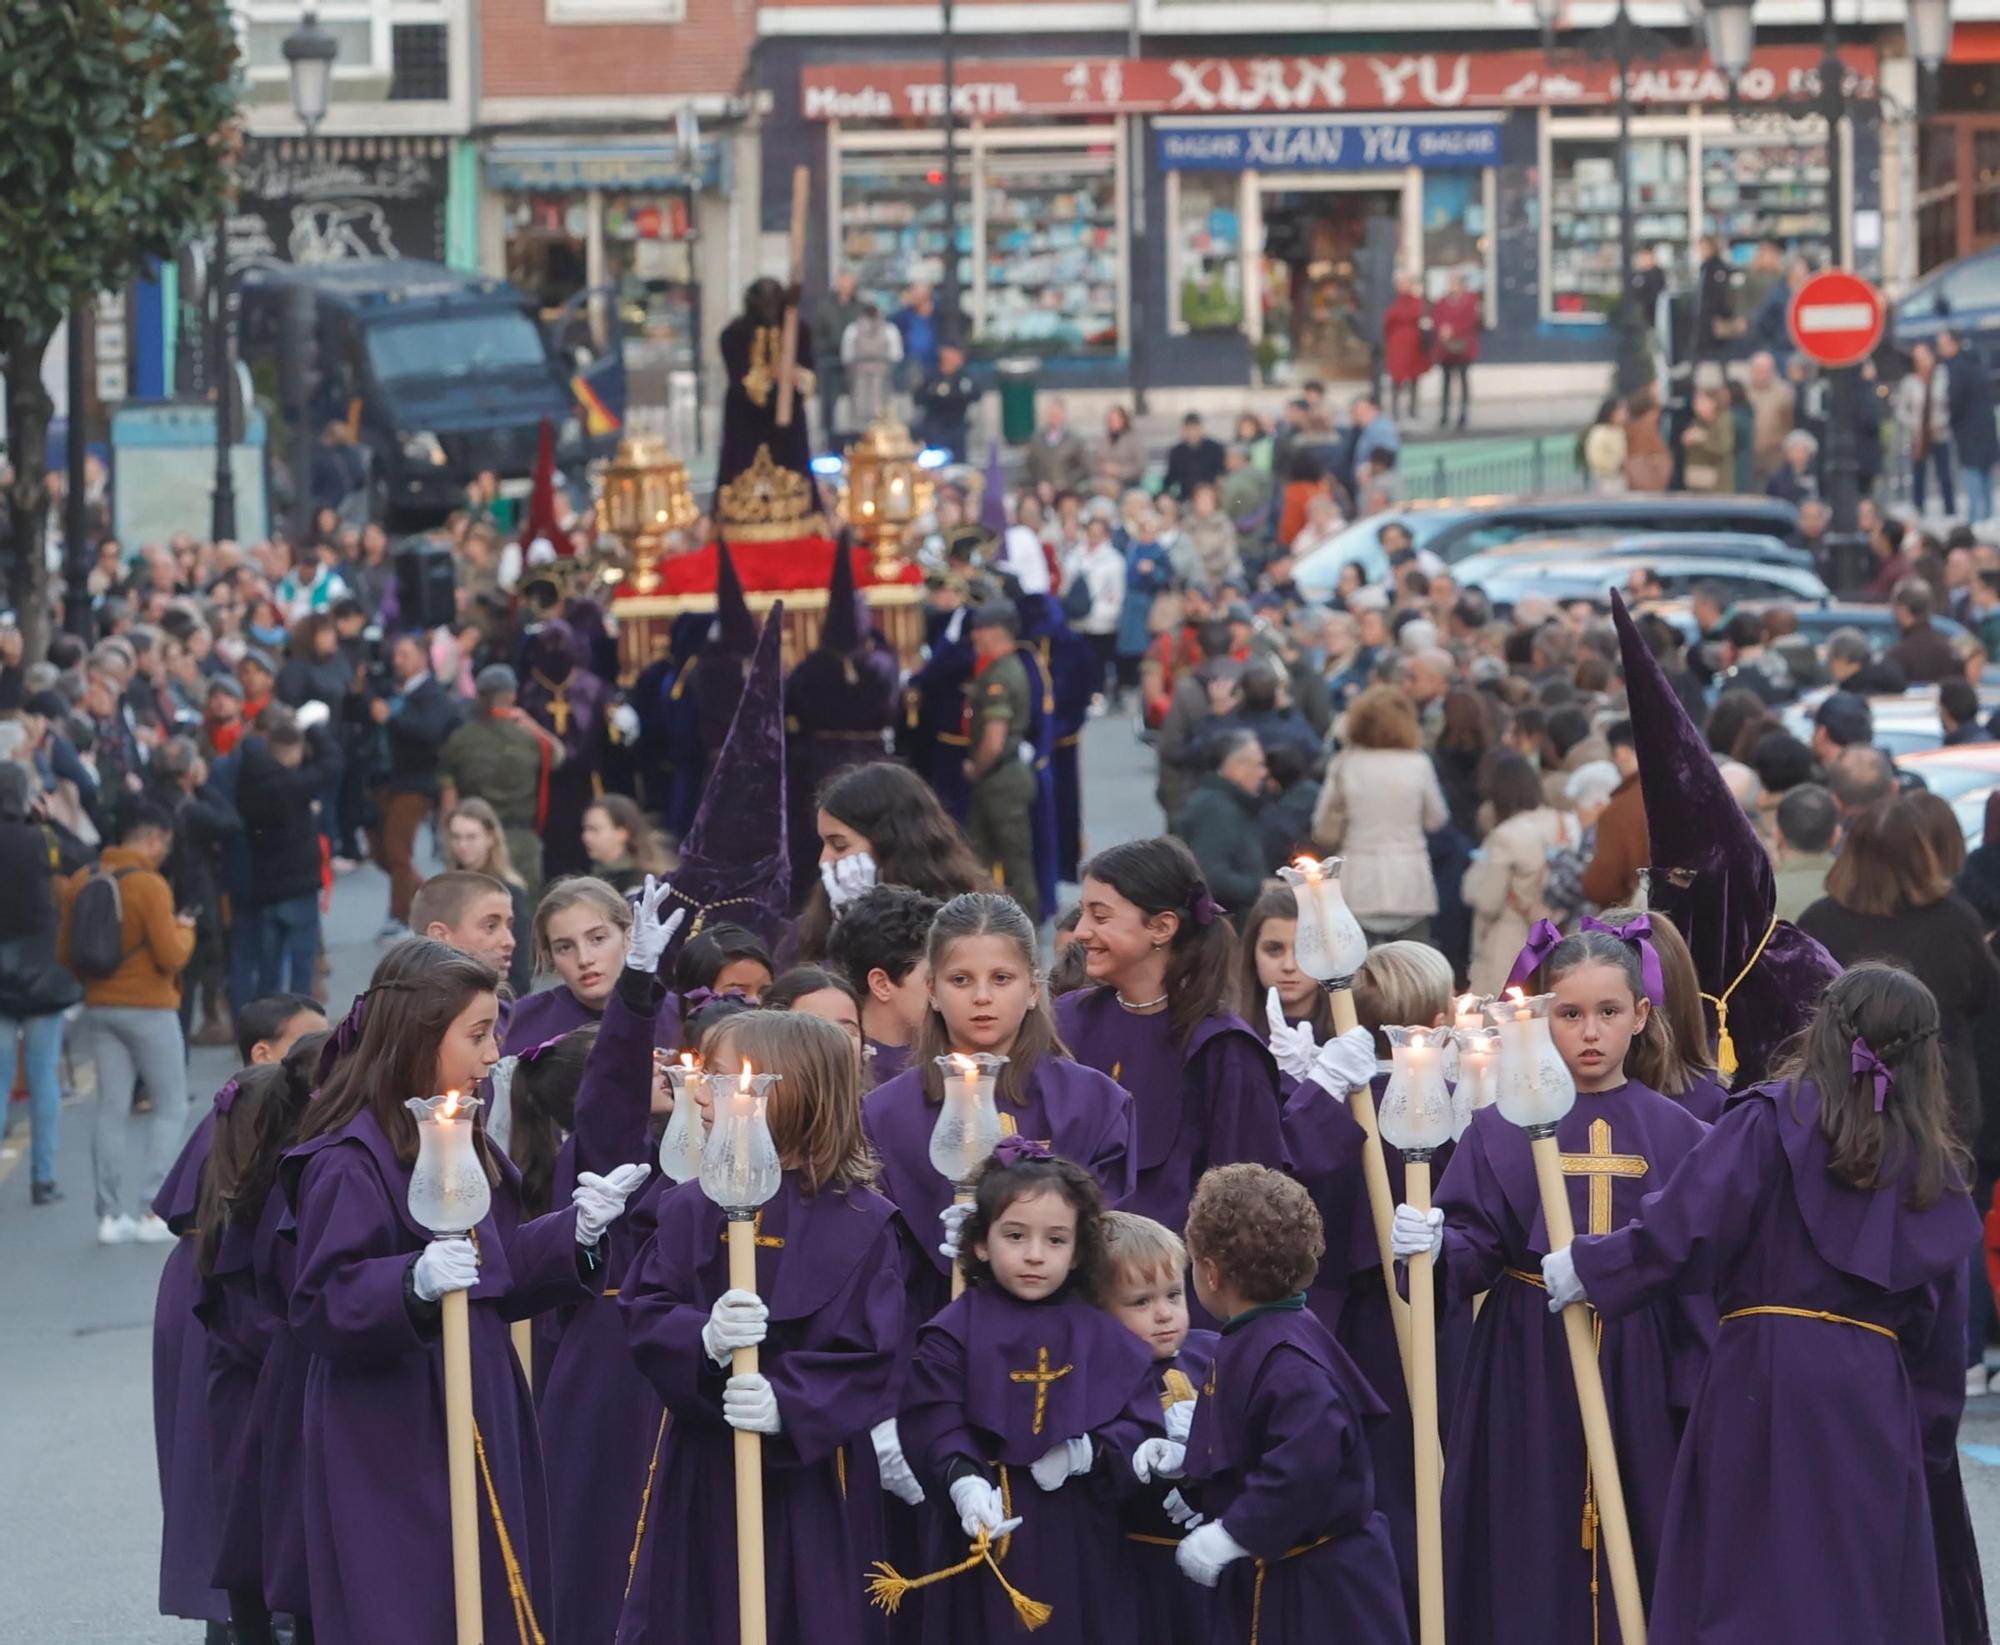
left=210, top=189, right=237, bottom=543
left=283, top=9, right=338, bottom=553
left=940, top=0, right=960, bottom=341
left=1702, top=0, right=1953, bottom=551
left=1532, top=0, right=1679, bottom=397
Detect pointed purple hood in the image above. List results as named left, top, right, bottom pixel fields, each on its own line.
left=713, top=533, right=758, bottom=656
left=980, top=441, right=1008, bottom=536
left=822, top=530, right=862, bottom=655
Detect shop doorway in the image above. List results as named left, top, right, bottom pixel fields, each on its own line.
left=1255, top=182, right=1410, bottom=384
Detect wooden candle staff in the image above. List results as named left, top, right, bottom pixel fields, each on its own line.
left=930, top=1053, right=1007, bottom=1298
left=699, top=1062, right=784, bottom=1645
left=1377, top=1027, right=1456, bottom=1645
left=1488, top=993, right=1647, bottom=1645
left=1279, top=856, right=1412, bottom=1384
left=406, top=1091, right=491, bottom=1645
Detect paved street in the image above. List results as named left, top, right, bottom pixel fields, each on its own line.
left=4, top=714, right=1999, bottom=1640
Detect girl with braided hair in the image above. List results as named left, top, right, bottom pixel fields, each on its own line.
left=1546, top=962, right=1981, bottom=1645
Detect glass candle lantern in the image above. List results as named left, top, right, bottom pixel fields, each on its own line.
left=657, top=1051, right=708, bottom=1185
left=928, top=1053, right=1009, bottom=1189
left=698, top=1064, right=783, bottom=1212
left=1452, top=1026, right=1502, bottom=1137
left=1485, top=990, right=1577, bottom=1131
left=406, top=1092, right=493, bottom=1236
left=1277, top=856, right=1368, bottom=987
left=1376, top=1026, right=1457, bottom=1156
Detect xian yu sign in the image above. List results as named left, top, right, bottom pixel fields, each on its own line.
left=1156, top=121, right=1503, bottom=171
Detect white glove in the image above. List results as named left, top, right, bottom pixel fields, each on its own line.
left=723, top=1372, right=781, bottom=1435
left=819, top=850, right=879, bottom=911
left=1132, top=1437, right=1186, bottom=1484
left=1176, top=1522, right=1251, bottom=1588
left=609, top=702, right=640, bottom=742
left=948, top=1475, right=1021, bottom=1541
left=938, top=1201, right=974, bottom=1265
left=1029, top=1436, right=1093, bottom=1492
left=1390, top=1204, right=1444, bottom=1263
left=624, top=875, right=687, bottom=975
left=294, top=698, right=331, bottom=731
left=1541, top=1247, right=1586, bottom=1312
left=701, top=1288, right=769, bottom=1366
left=412, top=1237, right=479, bottom=1302
left=1163, top=1488, right=1204, bottom=1529
left=871, top=1418, right=925, bottom=1506
left=1163, top=1398, right=1196, bottom=1445
left=1308, top=1027, right=1378, bottom=1101
left=1264, top=988, right=1320, bottom=1084
left=572, top=1162, right=650, bottom=1247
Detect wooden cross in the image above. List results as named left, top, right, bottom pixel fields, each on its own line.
left=1008, top=1346, right=1074, bottom=1436
left=1559, top=1116, right=1649, bottom=1236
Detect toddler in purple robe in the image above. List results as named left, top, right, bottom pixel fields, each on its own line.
left=895, top=1144, right=1162, bottom=1645
left=1148, top=1163, right=1411, bottom=1645
left=617, top=1009, right=907, bottom=1645
left=1545, top=962, right=1984, bottom=1645
left=824, top=883, right=944, bottom=1090
left=1098, top=1210, right=1219, bottom=1645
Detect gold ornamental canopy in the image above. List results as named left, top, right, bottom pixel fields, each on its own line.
left=839, top=415, right=934, bottom=581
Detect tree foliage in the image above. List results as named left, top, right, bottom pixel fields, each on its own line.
left=0, top=0, right=239, bottom=657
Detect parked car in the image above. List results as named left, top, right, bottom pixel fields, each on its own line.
left=1455, top=531, right=1813, bottom=593
left=1463, top=553, right=1828, bottom=617
left=1781, top=685, right=2000, bottom=760
left=1894, top=745, right=2000, bottom=847
left=1292, top=493, right=1802, bottom=598
left=1891, top=247, right=2000, bottom=377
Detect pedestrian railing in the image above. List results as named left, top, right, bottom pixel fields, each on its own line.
left=1400, top=434, right=1588, bottom=503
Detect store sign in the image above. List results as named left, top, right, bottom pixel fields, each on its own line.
left=800, top=45, right=1875, bottom=119
left=1157, top=119, right=1500, bottom=171
left=230, top=136, right=450, bottom=272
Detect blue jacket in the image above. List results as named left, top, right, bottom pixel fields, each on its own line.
left=1117, top=536, right=1173, bottom=658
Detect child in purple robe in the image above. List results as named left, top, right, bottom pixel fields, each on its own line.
left=895, top=1144, right=1162, bottom=1645
left=505, top=876, right=634, bottom=1053
left=1268, top=938, right=1463, bottom=1630
left=1098, top=1211, right=1218, bottom=1645
left=283, top=939, right=649, bottom=1645
left=193, top=1032, right=325, bottom=1645
left=1057, top=837, right=1284, bottom=1236
left=1395, top=927, right=1712, bottom=1645
left=1547, top=962, right=1982, bottom=1645
left=825, top=884, right=944, bottom=1089
left=1155, top=1163, right=1410, bottom=1645
left=1239, top=885, right=1336, bottom=1048
left=617, top=1009, right=906, bottom=1645
left=1601, top=905, right=1732, bottom=1122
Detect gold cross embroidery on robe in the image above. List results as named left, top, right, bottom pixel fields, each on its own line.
left=1559, top=1116, right=1649, bottom=1236
left=531, top=671, right=571, bottom=737
left=1008, top=1346, right=1074, bottom=1436
left=714, top=1209, right=785, bottom=1248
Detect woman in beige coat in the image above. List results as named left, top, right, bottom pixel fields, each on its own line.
left=1312, top=685, right=1448, bottom=942
left=1461, top=752, right=1581, bottom=994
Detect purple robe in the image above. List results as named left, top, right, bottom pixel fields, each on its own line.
left=1054, top=989, right=1285, bottom=1236
left=1674, top=1071, right=1729, bottom=1124
left=1182, top=1302, right=1411, bottom=1645
left=151, top=1110, right=229, bottom=1624
left=281, top=1110, right=591, bottom=1645
left=250, top=1189, right=313, bottom=1617
left=865, top=1037, right=911, bottom=1088
left=499, top=980, right=682, bottom=1057
left=616, top=1172, right=905, bottom=1645
left=197, top=1213, right=278, bottom=1593
left=519, top=624, right=614, bottom=882
left=1572, top=1080, right=1981, bottom=1645
left=1434, top=1080, right=1712, bottom=1645
left=537, top=982, right=668, bottom=1645
left=898, top=1284, right=1162, bottom=1645
left=1127, top=1331, right=1219, bottom=1645
left=1281, top=1068, right=1469, bottom=1627
left=784, top=645, right=898, bottom=910
left=862, top=1056, right=1137, bottom=1333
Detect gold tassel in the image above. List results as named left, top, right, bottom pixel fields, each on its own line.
left=863, top=1530, right=1052, bottom=1631
left=1715, top=1013, right=1738, bottom=1079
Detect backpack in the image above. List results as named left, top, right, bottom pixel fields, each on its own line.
left=69, top=866, right=137, bottom=981
left=1062, top=571, right=1094, bottom=623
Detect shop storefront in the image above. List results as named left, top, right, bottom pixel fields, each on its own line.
left=790, top=40, right=1879, bottom=388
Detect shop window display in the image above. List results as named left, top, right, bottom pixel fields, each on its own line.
left=1700, top=135, right=1831, bottom=264
left=1549, top=136, right=1690, bottom=319
left=1174, top=172, right=1244, bottom=331
left=836, top=155, right=972, bottom=324
left=1421, top=171, right=1489, bottom=307
left=982, top=149, right=1119, bottom=351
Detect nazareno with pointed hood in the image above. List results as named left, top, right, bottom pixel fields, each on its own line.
left=980, top=441, right=1008, bottom=537
left=519, top=416, right=576, bottom=559
left=821, top=527, right=863, bottom=656
left=664, top=602, right=791, bottom=951
left=1609, top=590, right=1838, bottom=1086
left=692, top=533, right=762, bottom=759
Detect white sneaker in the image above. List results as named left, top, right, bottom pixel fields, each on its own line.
left=97, top=1213, right=138, bottom=1246
left=133, top=1213, right=176, bottom=1245
left=1970, top=1365, right=1991, bottom=1398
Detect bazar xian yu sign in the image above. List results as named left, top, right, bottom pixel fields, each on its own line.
left=799, top=45, right=1875, bottom=120
left=1157, top=120, right=1501, bottom=171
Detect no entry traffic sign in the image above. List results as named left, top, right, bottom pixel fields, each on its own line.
left=1788, top=270, right=1886, bottom=369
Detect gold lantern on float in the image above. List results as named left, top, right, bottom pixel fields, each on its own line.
left=839, top=415, right=934, bottom=582
left=597, top=434, right=700, bottom=593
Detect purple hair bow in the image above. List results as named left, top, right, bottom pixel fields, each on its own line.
left=1504, top=919, right=1566, bottom=993
left=1580, top=913, right=1665, bottom=1008
left=1187, top=882, right=1223, bottom=928
left=1851, top=1036, right=1894, bottom=1112
left=213, top=1076, right=243, bottom=1115
left=317, top=992, right=370, bottom=1085
left=994, top=1134, right=1053, bottom=1167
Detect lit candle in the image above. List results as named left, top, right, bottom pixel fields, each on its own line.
left=1276, top=855, right=1368, bottom=988
left=1454, top=992, right=1487, bottom=1034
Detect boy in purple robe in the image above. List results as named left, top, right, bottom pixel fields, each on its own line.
left=519, top=619, right=613, bottom=881
left=281, top=939, right=648, bottom=1645
left=617, top=1010, right=906, bottom=1645
left=1098, top=1211, right=1219, bottom=1645
left=1395, top=928, right=1712, bottom=1645
left=1150, top=1162, right=1410, bottom=1645
left=1059, top=838, right=1284, bottom=1239
left=1548, top=963, right=1984, bottom=1645
left=825, top=884, right=942, bottom=1091
left=896, top=1143, right=1162, bottom=1645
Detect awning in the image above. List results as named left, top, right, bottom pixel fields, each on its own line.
left=484, top=141, right=724, bottom=193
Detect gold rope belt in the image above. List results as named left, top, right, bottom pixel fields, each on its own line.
left=1504, top=1267, right=1545, bottom=1289
left=1249, top=1534, right=1337, bottom=1645
left=473, top=1419, right=548, bottom=1645
left=866, top=1462, right=1051, bottom=1629
left=1722, top=1305, right=1897, bottom=1342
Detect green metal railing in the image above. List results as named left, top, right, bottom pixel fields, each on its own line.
left=1400, top=433, right=1588, bottom=502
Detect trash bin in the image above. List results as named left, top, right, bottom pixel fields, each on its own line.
left=997, top=357, right=1039, bottom=445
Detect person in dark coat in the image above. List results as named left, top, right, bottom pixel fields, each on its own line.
left=1886, top=578, right=1961, bottom=687
left=236, top=716, right=337, bottom=999
left=517, top=619, right=611, bottom=883
left=145, top=735, right=242, bottom=1046
left=1942, top=328, right=2000, bottom=526
left=715, top=277, right=816, bottom=528
left=1163, top=413, right=1228, bottom=502
left=0, top=764, right=78, bottom=1204
left=367, top=631, right=461, bottom=933
left=1172, top=731, right=1272, bottom=918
